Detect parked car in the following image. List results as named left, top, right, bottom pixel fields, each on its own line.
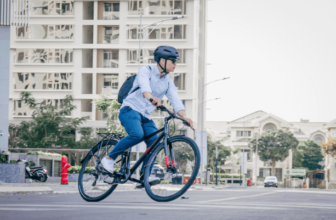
left=264, top=176, right=278, bottom=187
left=130, top=161, right=165, bottom=179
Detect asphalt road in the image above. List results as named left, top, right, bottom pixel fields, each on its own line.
left=0, top=187, right=335, bottom=220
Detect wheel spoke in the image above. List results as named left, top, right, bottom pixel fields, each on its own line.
left=78, top=140, right=119, bottom=202
left=144, top=137, right=200, bottom=202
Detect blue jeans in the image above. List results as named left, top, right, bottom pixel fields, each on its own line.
left=108, top=107, right=158, bottom=173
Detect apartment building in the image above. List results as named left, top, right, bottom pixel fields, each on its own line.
left=206, top=111, right=336, bottom=186
left=9, top=0, right=208, bottom=139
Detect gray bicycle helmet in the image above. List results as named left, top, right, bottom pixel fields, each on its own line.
left=153, top=46, right=179, bottom=74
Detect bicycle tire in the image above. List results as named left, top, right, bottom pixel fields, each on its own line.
left=143, top=135, right=200, bottom=202
left=78, top=139, right=119, bottom=202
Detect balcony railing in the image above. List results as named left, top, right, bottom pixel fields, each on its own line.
left=103, top=59, right=119, bottom=68
left=103, top=11, right=119, bottom=20
left=103, top=34, right=119, bottom=44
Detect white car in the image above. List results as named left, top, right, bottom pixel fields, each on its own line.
left=264, top=176, right=278, bottom=188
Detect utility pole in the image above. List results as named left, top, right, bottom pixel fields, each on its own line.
left=254, top=132, right=259, bottom=187
left=216, top=146, right=218, bottom=185
left=232, top=157, right=234, bottom=185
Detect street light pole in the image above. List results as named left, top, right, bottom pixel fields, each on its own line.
left=216, top=146, right=218, bottom=185
left=254, top=132, right=259, bottom=187
left=200, top=77, right=230, bottom=185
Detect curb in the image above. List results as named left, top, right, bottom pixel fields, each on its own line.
left=0, top=187, right=53, bottom=196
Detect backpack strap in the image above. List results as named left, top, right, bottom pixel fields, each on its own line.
left=130, top=66, right=152, bottom=94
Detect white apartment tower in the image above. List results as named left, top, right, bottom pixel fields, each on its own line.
left=9, top=0, right=208, bottom=138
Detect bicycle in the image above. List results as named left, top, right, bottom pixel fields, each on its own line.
left=78, top=105, right=201, bottom=202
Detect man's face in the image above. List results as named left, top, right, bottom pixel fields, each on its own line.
left=160, top=58, right=177, bottom=72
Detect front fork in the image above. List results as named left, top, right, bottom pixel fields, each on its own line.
left=163, top=118, right=176, bottom=172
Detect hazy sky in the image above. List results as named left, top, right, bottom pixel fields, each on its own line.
left=205, top=0, right=336, bottom=123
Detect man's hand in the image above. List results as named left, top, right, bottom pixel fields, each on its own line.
left=177, top=110, right=193, bottom=129
left=149, top=97, right=161, bottom=107
left=182, top=116, right=194, bottom=129
left=143, top=92, right=161, bottom=107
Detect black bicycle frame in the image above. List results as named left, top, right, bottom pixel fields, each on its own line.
left=129, top=115, right=175, bottom=179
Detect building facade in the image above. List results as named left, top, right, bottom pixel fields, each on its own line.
left=206, top=111, right=336, bottom=186
left=9, top=0, right=208, bottom=139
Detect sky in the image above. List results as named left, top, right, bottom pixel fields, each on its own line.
left=205, top=0, right=336, bottom=123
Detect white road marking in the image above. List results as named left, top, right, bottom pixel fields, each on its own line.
left=195, top=191, right=278, bottom=203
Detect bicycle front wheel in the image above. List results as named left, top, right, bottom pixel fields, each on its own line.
left=78, top=139, right=119, bottom=202
left=143, top=136, right=200, bottom=202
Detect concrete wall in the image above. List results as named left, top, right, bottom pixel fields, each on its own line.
left=0, top=26, right=10, bottom=151
left=0, top=163, right=25, bottom=183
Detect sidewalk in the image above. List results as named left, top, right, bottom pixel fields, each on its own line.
left=0, top=181, right=237, bottom=195
left=2, top=181, right=334, bottom=196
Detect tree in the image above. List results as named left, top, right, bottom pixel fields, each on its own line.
left=293, top=140, right=323, bottom=170
left=207, top=136, right=231, bottom=173
left=249, top=129, right=299, bottom=176
left=76, top=127, right=98, bottom=149
left=292, top=142, right=304, bottom=168
left=320, top=137, right=336, bottom=157
left=93, top=93, right=127, bottom=136
left=17, top=92, right=86, bottom=148
left=8, top=124, right=25, bottom=148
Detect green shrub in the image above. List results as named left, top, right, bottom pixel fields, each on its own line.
left=28, top=161, right=36, bottom=167
left=0, top=154, right=7, bottom=163
left=203, top=181, right=226, bottom=185
left=27, top=151, right=62, bottom=157
left=160, top=180, right=170, bottom=184
left=68, top=165, right=119, bottom=174
left=10, top=160, right=17, bottom=164
left=213, top=173, right=245, bottom=178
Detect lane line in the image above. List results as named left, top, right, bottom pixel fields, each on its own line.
left=195, top=191, right=278, bottom=203
left=0, top=204, right=195, bottom=211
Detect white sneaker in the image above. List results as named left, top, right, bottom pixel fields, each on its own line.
left=101, top=157, right=116, bottom=173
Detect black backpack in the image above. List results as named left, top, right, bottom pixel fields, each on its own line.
left=117, top=66, right=152, bottom=104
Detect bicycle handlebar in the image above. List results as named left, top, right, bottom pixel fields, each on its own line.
left=154, top=104, right=193, bottom=130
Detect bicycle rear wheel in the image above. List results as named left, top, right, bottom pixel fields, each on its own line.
left=143, top=136, right=200, bottom=202
left=78, top=139, right=119, bottom=202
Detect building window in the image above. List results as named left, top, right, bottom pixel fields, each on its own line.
left=96, top=73, right=119, bottom=94
left=275, top=168, right=282, bottom=181
left=241, top=149, right=252, bottom=162
left=236, top=130, right=252, bottom=137
left=13, top=72, right=73, bottom=90
left=127, top=49, right=155, bottom=64
left=15, top=49, right=73, bottom=64
left=14, top=98, right=67, bottom=116
left=16, top=26, right=31, bottom=39
left=259, top=168, right=271, bottom=178
left=263, top=123, right=277, bottom=132
left=172, top=73, right=186, bottom=90
left=127, top=49, right=186, bottom=64
left=128, top=0, right=144, bottom=15
left=101, top=2, right=120, bottom=20
left=101, top=26, right=119, bottom=44
left=313, top=135, right=325, bottom=144
left=102, top=50, right=119, bottom=68
left=128, top=0, right=186, bottom=15
left=127, top=24, right=186, bottom=40
left=17, top=24, right=74, bottom=40
left=31, top=0, right=74, bottom=16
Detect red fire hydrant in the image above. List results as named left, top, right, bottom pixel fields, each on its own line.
left=61, top=155, right=71, bottom=185
left=248, top=178, right=251, bottom=186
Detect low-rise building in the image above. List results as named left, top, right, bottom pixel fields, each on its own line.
left=206, top=110, right=336, bottom=187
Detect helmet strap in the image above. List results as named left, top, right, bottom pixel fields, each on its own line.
left=158, top=59, right=169, bottom=75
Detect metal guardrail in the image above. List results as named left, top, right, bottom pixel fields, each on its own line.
left=0, top=0, right=29, bottom=26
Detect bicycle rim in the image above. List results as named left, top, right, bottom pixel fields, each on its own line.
left=78, top=139, right=119, bottom=202
left=144, top=136, right=200, bottom=202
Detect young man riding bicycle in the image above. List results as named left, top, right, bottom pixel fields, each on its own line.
left=101, top=45, right=194, bottom=188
